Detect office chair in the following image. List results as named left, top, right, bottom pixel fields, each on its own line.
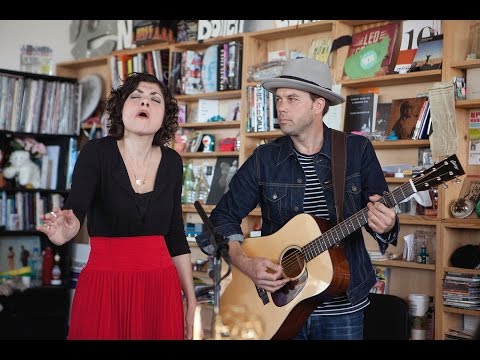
left=363, top=293, right=410, bottom=340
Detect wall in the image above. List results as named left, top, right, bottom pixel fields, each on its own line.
left=0, top=20, right=71, bottom=73
left=0, top=20, right=276, bottom=74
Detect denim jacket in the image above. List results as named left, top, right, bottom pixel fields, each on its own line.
left=197, top=125, right=398, bottom=305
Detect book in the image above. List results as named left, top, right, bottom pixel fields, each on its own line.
left=343, top=22, right=401, bottom=80
left=198, top=99, right=219, bottom=123
left=178, top=103, right=186, bottom=124
left=201, top=45, right=219, bottom=93
left=398, top=20, right=442, bottom=51
left=466, top=67, right=480, bottom=100
left=343, top=93, right=378, bottom=133
left=454, top=76, right=466, bottom=100
left=176, top=20, right=198, bottom=43
left=393, top=49, right=417, bottom=74
left=469, top=109, right=480, bottom=165
left=409, top=35, right=443, bottom=72
left=385, top=96, right=428, bottom=139
left=308, top=38, right=333, bottom=64
left=132, top=20, right=176, bottom=45
left=370, top=266, right=390, bottom=294
left=375, top=102, right=392, bottom=135
left=206, top=156, right=238, bottom=205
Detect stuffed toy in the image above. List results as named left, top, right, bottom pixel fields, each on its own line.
left=3, top=150, right=41, bottom=188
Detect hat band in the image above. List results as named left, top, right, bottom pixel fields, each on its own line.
left=278, top=75, right=332, bottom=91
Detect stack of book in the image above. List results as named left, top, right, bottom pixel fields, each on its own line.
left=443, top=272, right=480, bottom=310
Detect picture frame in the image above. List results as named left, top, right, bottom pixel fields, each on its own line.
left=186, top=130, right=203, bottom=153
left=459, top=176, right=480, bottom=206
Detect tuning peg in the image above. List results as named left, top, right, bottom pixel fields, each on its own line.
left=454, top=177, right=462, bottom=183
left=443, top=183, right=448, bottom=189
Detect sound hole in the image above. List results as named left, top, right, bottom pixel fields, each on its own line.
left=281, top=247, right=305, bottom=279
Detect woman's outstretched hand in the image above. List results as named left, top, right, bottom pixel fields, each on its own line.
left=36, top=207, right=80, bottom=245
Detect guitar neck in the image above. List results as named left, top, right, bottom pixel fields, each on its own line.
left=303, top=180, right=417, bottom=262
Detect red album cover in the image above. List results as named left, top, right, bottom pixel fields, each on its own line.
left=343, top=22, right=401, bottom=80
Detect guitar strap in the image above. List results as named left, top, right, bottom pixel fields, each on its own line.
left=331, top=129, right=346, bottom=223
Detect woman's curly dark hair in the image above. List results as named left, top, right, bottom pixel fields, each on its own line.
left=105, top=72, right=178, bottom=147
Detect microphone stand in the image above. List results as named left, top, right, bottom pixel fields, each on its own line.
left=194, top=201, right=231, bottom=339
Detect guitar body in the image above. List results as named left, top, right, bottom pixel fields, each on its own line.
left=220, top=213, right=350, bottom=340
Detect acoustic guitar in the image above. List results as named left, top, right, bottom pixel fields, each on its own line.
left=220, top=154, right=464, bottom=339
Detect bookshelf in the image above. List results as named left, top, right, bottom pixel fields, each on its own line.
left=0, top=68, right=81, bottom=339
left=54, top=20, right=480, bottom=339
left=338, top=20, right=480, bottom=340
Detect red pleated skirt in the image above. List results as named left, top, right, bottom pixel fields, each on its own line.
left=68, top=235, right=184, bottom=340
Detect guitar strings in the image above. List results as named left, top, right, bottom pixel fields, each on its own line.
left=279, top=160, right=454, bottom=276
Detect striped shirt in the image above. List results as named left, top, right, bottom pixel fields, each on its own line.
left=295, top=149, right=369, bottom=316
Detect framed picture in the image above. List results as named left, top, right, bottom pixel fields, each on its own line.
left=206, top=157, right=238, bottom=205
left=0, top=236, right=41, bottom=272
left=186, top=130, right=203, bottom=153
left=459, top=176, right=480, bottom=205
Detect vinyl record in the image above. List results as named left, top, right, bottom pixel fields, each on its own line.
left=79, top=74, right=102, bottom=122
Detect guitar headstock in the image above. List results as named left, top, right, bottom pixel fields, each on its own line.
left=412, top=154, right=465, bottom=192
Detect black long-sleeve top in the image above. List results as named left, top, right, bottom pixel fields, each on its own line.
left=64, top=136, right=190, bottom=257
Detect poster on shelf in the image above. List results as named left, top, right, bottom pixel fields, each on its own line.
left=469, top=110, right=480, bottom=165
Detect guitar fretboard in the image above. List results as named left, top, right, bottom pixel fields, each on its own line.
left=302, top=178, right=419, bottom=261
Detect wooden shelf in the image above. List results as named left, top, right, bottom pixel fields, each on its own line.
left=245, top=130, right=283, bottom=139
left=55, top=56, right=109, bottom=68
left=450, top=59, right=480, bottom=69
left=111, top=41, right=170, bottom=56
left=338, top=20, right=387, bottom=26
left=371, top=259, right=435, bottom=271
left=455, top=99, right=480, bottom=108
left=249, top=208, right=262, bottom=217
left=372, top=139, right=430, bottom=149
left=441, top=218, right=480, bottom=229
left=183, top=204, right=215, bottom=213
left=340, top=70, right=441, bottom=88
left=385, top=177, right=410, bottom=184
left=176, top=90, right=241, bottom=102
left=443, top=266, right=480, bottom=275
left=398, top=215, right=439, bottom=225
left=179, top=121, right=240, bottom=129
left=183, top=204, right=262, bottom=218
left=172, top=35, right=244, bottom=51
left=443, top=306, right=480, bottom=316
left=249, top=21, right=334, bottom=40
left=180, top=151, right=239, bottom=159
left=0, top=188, right=69, bottom=195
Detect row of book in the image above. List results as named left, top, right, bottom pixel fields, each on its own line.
left=111, top=50, right=170, bottom=90
left=245, top=85, right=279, bottom=133
left=0, top=191, right=63, bottom=232
left=0, top=74, right=81, bottom=135
left=343, top=92, right=432, bottom=140
left=170, top=41, right=243, bottom=96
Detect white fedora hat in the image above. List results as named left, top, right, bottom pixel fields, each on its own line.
left=262, top=58, right=345, bottom=105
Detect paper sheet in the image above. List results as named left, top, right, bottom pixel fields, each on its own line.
left=428, top=82, right=457, bottom=160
